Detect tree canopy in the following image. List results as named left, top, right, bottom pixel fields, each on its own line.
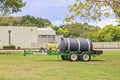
left=98, top=25, right=120, bottom=42
left=53, top=23, right=100, bottom=41
left=19, top=15, right=51, bottom=27
left=0, top=0, right=26, bottom=15
left=65, top=0, right=120, bottom=22
left=52, top=23, right=120, bottom=42
left=0, top=15, right=52, bottom=27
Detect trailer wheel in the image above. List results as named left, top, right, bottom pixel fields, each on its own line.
left=61, top=55, right=68, bottom=60
left=68, top=52, right=78, bottom=61
left=80, top=52, right=91, bottom=61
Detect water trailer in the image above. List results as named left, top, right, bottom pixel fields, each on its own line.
left=24, top=37, right=103, bottom=61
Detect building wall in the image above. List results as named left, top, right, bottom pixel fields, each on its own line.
left=38, top=35, right=56, bottom=43
left=0, top=26, right=62, bottom=49
left=93, top=42, right=120, bottom=49
left=0, top=26, right=37, bottom=49
left=37, top=27, right=55, bottom=35
left=31, top=35, right=63, bottom=48
left=55, top=35, right=63, bottom=47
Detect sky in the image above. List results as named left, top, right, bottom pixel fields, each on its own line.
left=12, top=0, right=119, bottom=28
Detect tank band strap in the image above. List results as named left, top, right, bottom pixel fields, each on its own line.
left=86, top=39, right=90, bottom=51
left=76, top=38, right=80, bottom=51
left=67, top=38, right=70, bottom=51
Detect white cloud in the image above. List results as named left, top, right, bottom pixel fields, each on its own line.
left=52, top=20, right=65, bottom=26
left=52, top=18, right=119, bottom=27
left=89, top=19, right=119, bottom=28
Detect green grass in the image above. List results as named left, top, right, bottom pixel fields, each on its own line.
left=0, top=50, right=120, bottom=80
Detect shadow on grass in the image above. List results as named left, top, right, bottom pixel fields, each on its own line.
left=34, top=59, right=105, bottom=62
left=90, top=60, right=105, bottom=62
left=35, top=60, right=67, bottom=62
left=0, top=52, right=21, bottom=55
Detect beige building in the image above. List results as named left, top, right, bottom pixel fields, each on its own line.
left=32, top=27, right=62, bottom=48
left=0, top=26, right=62, bottom=49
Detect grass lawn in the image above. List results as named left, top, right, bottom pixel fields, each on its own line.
left=0, top=50, right=120, bottom=80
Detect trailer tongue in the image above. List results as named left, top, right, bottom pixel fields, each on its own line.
left=24, top=37, right=103, bottom=61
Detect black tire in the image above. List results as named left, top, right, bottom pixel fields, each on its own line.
left=80, top=52, right=91, bottom=62
left=61, top=55, right=68, bottom=60
left=68, top=52, right=78, bottom=61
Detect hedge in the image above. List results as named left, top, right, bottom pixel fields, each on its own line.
left=3, top=45, right=16, bottom=49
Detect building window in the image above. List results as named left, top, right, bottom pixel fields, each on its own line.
left=38, top=35, right=55, bottom=43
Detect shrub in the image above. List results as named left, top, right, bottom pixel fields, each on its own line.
left=3, top=45, right=16, bottom=49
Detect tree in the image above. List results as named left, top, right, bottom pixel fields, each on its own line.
left=20, top=15, right=36, bottom=26
left=0, top=0, right=26, bottom=15
left=0, top=0, right=25, bottom=26
left=86, top=27, right=100, bottom=42
left=63, top=23, right=83, bottom=37
left=0, top=16, right=18, bottom=26
left=57, top=28, right=70, bottom=37
left=51, top=25, right=59, bottom=32
left=0, top=15, right=52, bottom=27
left=20, top=15, right=51, bottom=27
left=98, top=25, right=120, bottom=42
left=65, top=0, right=120, bottom=22
left=59, top=23, right=101, bottom=39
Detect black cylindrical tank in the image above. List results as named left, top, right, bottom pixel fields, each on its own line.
left=59, top=38, right=93, bottom=52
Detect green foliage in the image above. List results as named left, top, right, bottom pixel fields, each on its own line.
left=0, top=15, right=52, bottom=27
left=57, top=28, right=70, bottom=37
left=51, top=25, right=59, bottom=31
left=66, top=0, right=120, bottom=22
left=0, top=16, right=17, bottom=26
left=20, top=15, right=51, bottom=27
left=54, top=23, right=120, bottom=42
left=98, top=25, right=120, bottom=42
left=64, top=23, right=83, bottom=37
left=0, top=0, right=26, bottom=15
left=0, top=0, right=25, bottom=26
left=86, top=27, right=100, bottom=42
left=54, top=22, right=101, bottom=41
left=3, top=45, right=16, bottom=49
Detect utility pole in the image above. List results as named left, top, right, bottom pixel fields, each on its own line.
left=8, top=30, right=11, bottom=45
